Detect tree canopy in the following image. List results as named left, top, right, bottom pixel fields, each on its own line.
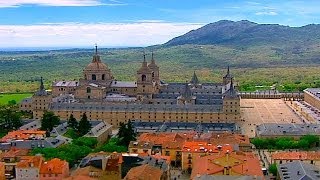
left=40, top=111, right=60, bottom=133
left=117, top=120, right=136, bottom=147
left=77, top=113, right=91, bottom=136
left=67, top=114, right=78, bottom=130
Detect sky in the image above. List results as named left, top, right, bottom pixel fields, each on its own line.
left=0, top=0, right=320, bottom=48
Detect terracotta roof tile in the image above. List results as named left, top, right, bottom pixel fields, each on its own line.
left=124, top=164, right=162, bottom=180
left=16, top=156, right=43, bottom=169
left=40, top=158, right=68, bottom=174
left=0, top=148, right=29, bottom=159
left=191, top=152, right=263, bottom=179
left=272, top=151, right=320, bottom=160
left=182, top=141, right=233, bottom=153
left=0, top=130, right=46, bottom=142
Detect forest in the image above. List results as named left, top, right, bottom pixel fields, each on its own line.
left=0, top=44, right=320, bottom=93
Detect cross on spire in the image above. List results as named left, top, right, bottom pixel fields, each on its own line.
left=95, top=43, right=98, bottom=55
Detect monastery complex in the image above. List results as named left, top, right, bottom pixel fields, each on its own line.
left=20, top=46, right=240, bottom=127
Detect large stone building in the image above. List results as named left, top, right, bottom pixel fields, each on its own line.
left=21, top=46, right=241, bottom=127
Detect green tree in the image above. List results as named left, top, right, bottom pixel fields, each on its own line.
left=118, top=120, right=136, bottom=147
left=300, top=135, right=319, bottom=148
left=269, top=163, right=278, bottom=176
left=0, top=107, right=22, bottom=130
left=67, top=114, right=78, bottom=130
left=73, top=137, right=98, bottom=149
left=40, top=111, right=60, bottom=133
left=95, top=137, right=127, bottom=152
left=77, top=113, right=91, bottom=136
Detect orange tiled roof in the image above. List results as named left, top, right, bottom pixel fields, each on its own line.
left=271, top=151, right=320, bottom=160
left=0, top=130, right=46, bottom=142
left=0, top=148, right=29, bottom=159
left=124, top=164, right=162, bottom=180
left=106, top=153, right=122, bottom=172
left=191, top=152, right=264, bottom=179
left=182, top=141, right=233, bottom=153
left=194, top=132, right=250, bottom=145
left=152, top=154, right=171, bottom=164
left=16, top=156, right=43, bottom=169
left=40, top=158, right=68, bottom=174
left=70, top=166, right=104, bottom=179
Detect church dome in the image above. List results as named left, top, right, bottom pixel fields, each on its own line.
left=85, top=61, right=108, bottom=71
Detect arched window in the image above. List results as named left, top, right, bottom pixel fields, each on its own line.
left=102, top=74, right=105, bottom=80
left=92, top=74, right=96, bottom=80
left=141, top=74, right=146, bottom=82
left=87, top=87, right=91, bottom=93
left=152, top=72, right=155, bottom=78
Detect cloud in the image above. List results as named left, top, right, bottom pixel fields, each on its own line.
left=0, top=22, right=203, bottom=47
left=255, top=11, right=278, bottom=16
left=0, top=0, right=126, bottom=8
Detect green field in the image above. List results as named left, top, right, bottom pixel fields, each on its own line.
left=0, top=93, right=32, bottom=105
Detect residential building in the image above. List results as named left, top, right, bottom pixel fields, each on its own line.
left=0, top=162, right=5, bottom=180
left=39, top=158, right=69, bottom=180
left=15, top=156, right=43, bottom=180
left=0, top=148, right=29, bottom=179
left=181, top=142, right=233, bottom=172
left=74, top=152, right=122, bottom=180
left=271, top=151, right=320, bottom=169
left=277, top=161, right=320, bottom=180
left=190, top=151, right=264, bottom=179
left=124, top=164, right=165, bottom=180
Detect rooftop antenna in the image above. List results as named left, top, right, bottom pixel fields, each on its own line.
left=95, top=43, right=98, bottom=55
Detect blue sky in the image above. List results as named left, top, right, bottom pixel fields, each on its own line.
left=0, top=0, right=319, bottom=47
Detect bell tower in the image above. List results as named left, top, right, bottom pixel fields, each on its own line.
left=136, top=53, right=154, bottom=96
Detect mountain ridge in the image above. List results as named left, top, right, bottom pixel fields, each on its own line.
left=164, top=20, right=320, bottom=48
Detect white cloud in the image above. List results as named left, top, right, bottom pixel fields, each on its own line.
left=255, top=11, right=278, bottom=16
left=0, top=22, right=203, bottom=47
left=0, top=0, right=125, bottom=8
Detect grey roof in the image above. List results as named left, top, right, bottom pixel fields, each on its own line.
left=49, top=102, right=223, bottom=113
left=132, top=121, right=239, bottom=133
left=53, top=81, right=79, bottom=87
left=256, top=123, right=320, bottom=136
left=278, top=161, right=320, bottom=180
left=110, top=81, right=137, bottom=88
left=85, top=121, right=112, bottom=137
left=304, top=88, right=320, bottom=99
left=21, top=98, right=32, bottom=103
left=19, top=120, right=41, bottom=130
left=223, top=79, right=239, bottom=99
left=181, top=83, right=193, bottom=100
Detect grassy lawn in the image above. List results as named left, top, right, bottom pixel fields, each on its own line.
left=0, top=93, right=32, bottom=105
left=63, top=128, right=79, bottom=139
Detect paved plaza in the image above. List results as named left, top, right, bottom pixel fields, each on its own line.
left=240, top=99, right=304, bottom=137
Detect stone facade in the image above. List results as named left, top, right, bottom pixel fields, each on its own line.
left=20, top=46, right=241, bottom=127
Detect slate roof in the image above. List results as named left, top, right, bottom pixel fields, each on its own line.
left=110, top=81, right=137, bottom=88
left=278, top=161, right=320, bottom=180
left=256, top=123, right=320, bottom=136
left=53, top=81, right=79, bottom=87
left=49, top=102, right=224, bottom=113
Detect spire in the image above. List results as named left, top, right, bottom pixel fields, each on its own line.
left=151, top=51, right=154, bottom=62
left=224, top=77, right=238, bottom=98
left=40, top=77, right=44, bottom=91
left=35, top=77, right=47, bottom=96
left=227, top=65, right=230, bottom=75
left=230, top=77, right=234, bottom=91
left=142, top=51, right=148, bottom=67
left=182, top=81, right=192, bottom=100
left=92, top=44, right=101, bottom=63
left=190, top=71, right=199, bottom=85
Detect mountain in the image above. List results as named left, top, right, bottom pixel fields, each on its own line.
left=164, top=20, right=320, bottom=48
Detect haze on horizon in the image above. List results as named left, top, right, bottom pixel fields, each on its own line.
left=1, top=0, right=320, bottom=48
